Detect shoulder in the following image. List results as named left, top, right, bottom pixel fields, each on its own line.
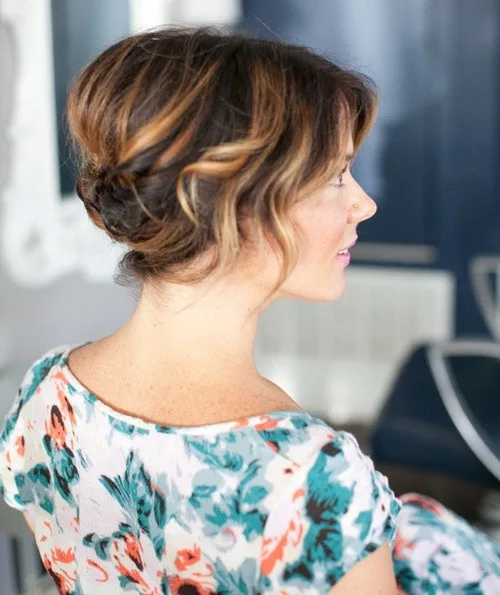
left=1, top=345, right=70, bottom=443
left=260, top=419, right=401, bottom=593
left=19, top=345, right=72, bottom=398
left=0, top=345, right=72, bottom=511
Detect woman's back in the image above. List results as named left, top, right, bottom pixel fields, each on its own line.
left=0, top=346, right=399, bottom=593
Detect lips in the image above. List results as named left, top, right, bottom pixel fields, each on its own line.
left=336, top=251, right=351, bottom=266
left=337, top=237, right=357, bottom=254
left=336, top=237, right=357, bottom=267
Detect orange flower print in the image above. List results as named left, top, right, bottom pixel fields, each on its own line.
left=39, top=520, right=52, bottom=543
left=107, top=533, right=161, bottom=592
left=261, top=488, right=305, bottom=576
left=123, top=533, right=144, bottom=570
left=53, top=547, right=75, bottom=564
left=42, top=547, right=78, bottom=595
left=111, top=534, right=144, bottom=572
left=168, top=575, right=213, bottom=595
left=45, top=406, right=67, bottom=450
left=400, top=493, right=444, bottom=516
left=265, top=441, right=279, bottom=453
left=393, top=530, right=416, bottom=560
left=114, top=558, right=151, bottom=591
left=255, top=416, right=280, bottom=432
left=175, top=545, right=201, bottom=571
left=15, top=435, right=25, bottom=457
left=87, top=558, right=110, bottom=583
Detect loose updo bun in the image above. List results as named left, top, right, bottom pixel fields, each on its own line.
left=67, top=27, right=377, bottom=287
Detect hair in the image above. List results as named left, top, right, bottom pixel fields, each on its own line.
left=67, top=26, right=377, bottom=292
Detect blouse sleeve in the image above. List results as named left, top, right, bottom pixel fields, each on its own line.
left=260, top=430, right=401, bottom=593
left=0, top=347, right=66, bottom=512
left=0, top=385, right=29, bottom=511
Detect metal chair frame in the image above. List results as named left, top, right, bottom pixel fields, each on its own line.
left=427, top=340, right=500, bottom=482
left=426, top=256, right=500, bottom=482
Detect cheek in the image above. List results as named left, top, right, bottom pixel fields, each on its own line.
left=302, top=210, right=346, bottom=258
left=327, top=212, right=347, bottom=249
left=291, top=194, right=349, bottom=262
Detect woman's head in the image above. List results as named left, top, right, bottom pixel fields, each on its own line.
left=67, top=27, right=377, bottom=304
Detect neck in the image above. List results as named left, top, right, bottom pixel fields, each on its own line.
left=107, top=276, right=265, bottom=385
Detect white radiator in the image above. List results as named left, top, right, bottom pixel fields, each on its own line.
left=256, top=266, right=455, bottom=424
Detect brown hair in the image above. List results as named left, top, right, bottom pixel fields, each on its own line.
left=67, top=27, right=377, bottom=290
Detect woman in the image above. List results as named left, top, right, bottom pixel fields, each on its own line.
left=1, top=27, right=498, bottom=594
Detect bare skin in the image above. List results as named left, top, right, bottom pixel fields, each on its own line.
left=67, top=137, right=375, bottom=429
left=26, top=137, right=398, bottom=592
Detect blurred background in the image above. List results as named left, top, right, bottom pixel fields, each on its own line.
left=1, top=0, right=499, bottom=593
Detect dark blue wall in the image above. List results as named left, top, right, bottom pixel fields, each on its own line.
left=51, top=0, right=130, bottom=195
left=242, top=0, right=500, bottom=336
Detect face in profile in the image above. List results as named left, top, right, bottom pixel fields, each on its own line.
left=256, top=136, right=377, bottom=304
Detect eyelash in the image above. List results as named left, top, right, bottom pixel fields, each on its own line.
left=330, top=165, right=349, bottom=187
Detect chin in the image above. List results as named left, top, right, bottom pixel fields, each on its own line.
left=325, top=271, right=348, bottom=301
left=292, top=278, right=347, bottom=303
left=320, top=283, right=346, bottom=302
left=279, top=269, right=347, bottom=302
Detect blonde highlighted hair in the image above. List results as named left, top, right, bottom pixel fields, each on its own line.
left=67, top=27, right=377, bottom=288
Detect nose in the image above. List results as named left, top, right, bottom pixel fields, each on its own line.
left=349, top=185, right=377, bottom=224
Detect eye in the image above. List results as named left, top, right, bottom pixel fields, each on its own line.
left=329, top=164, right=349, bottom=187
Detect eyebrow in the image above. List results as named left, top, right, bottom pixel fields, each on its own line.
left=345, top=153, right=354, bottom=162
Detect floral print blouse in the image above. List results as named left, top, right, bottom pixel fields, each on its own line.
left=0, top=345, right=399, bottom=593
left=1, top=345, right=499, bottom=594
